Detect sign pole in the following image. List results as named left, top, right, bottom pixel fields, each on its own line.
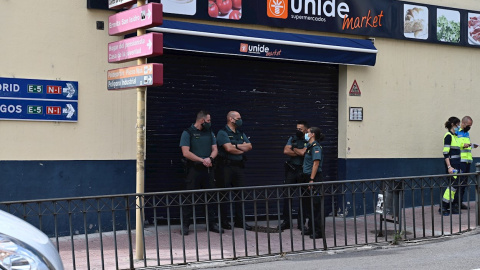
left=107, top=0, right=162, bottom=260
left=136, top=0, right=146, bottom=260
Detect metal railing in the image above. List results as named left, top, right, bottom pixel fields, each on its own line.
left=1, top=171, right=479, bottom=270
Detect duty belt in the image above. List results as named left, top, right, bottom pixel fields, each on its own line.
left=187, top=161, right=208, bottom=170
left=285, top=161, right=302, bottom=171
left=224, top=159, right=244, bottom=166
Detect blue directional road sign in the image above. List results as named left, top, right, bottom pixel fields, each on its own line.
left=0, top=77, right=78, bottom=122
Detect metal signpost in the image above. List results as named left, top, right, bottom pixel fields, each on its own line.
left=107, top=0, right=163, bottom=260
left=0, top=77, right=78, bottom=122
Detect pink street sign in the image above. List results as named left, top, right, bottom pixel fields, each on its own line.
left=109, top=3, right=163, bottom=36
left=108, top=33, right=163, bottom=63
left=107, top=63, right=163, bottom=90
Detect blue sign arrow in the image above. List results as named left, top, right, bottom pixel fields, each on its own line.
left=0, top=77, right=78, bottom=122
left=0, top=99, right=78, bottom=122
left=0, top=77, right=78, bottom=100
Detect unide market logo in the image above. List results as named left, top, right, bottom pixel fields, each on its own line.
left=268, top=0, right=352, bottom=21
left=239, top=43, right=282, bottom=57
left=268, top=0, right=288, bottom=19
left=240, top=43, right=248, bottom=52
left=239, top=43, right=270, bottom=54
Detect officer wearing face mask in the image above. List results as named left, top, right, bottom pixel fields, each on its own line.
left=216, top=111, right=253, bottom=230
left=179, top=110, right=223, bottom=235
left=278, top=121, right=309, bottom=231
left=296, top=127, right=325, bottom=239
left=440, top=116, right=461, bottom=215
left=456, top=116, right=478, bottom=209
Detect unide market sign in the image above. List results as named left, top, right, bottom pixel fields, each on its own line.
left=148, top=0, right=480, bottom=48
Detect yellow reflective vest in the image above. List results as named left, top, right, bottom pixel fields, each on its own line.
left=457, top=129, right=473, bottom=163
left=443, top=132, right=461, bottom=164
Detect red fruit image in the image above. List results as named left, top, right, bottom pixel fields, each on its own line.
left=208, top=1, right=219, bottom=18
left=232, top=0, right=241, bottom=10
left=229, top=10, right=241, bottom=20
left=216, top=0, right=232, bottom=15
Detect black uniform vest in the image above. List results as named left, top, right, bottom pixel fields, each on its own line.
left=219, top=126, right=246, bottom=161
left=185, top=126, right=213, bottom=158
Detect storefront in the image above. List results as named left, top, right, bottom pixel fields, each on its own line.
left=144, top=20, right=376, bottom=192
left=140, top=0, right=480, bottom=190
left=0, top=0, right=479, bottom=202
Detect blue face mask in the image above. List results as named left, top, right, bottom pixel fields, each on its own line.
left=454, top=126, right=460, bottom=133
left=304, top=133, right=310, bottom=141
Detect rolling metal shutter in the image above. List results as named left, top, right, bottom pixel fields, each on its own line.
left=146, top=50, right=338, bottom=215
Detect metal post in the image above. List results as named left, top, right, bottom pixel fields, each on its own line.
left=135, top=0, right=147, bottom=260
left=475, top=163, right=480, bottom=227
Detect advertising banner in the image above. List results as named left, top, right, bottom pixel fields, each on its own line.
left=154, top=0, right=480, bottom=48
left=159, top=20, right=377, bottom=66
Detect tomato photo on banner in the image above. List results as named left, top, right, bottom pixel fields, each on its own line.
left=207, top=0, right=242, bottom=20
left=229, top=10, right=241, bottom=20
left=208, top=1, right=219, bottom=18
left=232, top=0, right=241, bottom=10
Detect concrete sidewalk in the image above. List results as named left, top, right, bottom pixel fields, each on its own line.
left=56, top=203, right=478, bottom=270
left=205, top=230, right=480, bottom=270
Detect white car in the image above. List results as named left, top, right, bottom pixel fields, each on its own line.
left=0, top=209, right=64, bottom=270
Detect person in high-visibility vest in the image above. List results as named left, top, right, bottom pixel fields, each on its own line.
left=440, top=116, right=462, bottom=216
left=456, top=116, right=478, bottom=209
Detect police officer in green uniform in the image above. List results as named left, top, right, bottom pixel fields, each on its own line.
left=297, top=127, right=325, bottom=239
left=179, top=110, right=223, bottom=235
left=278, top=121, right=309, bottom=231
left=216, top=111, right=253, bottom=230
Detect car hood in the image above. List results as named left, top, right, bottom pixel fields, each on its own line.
left=0, top=210, right=64, bottom=270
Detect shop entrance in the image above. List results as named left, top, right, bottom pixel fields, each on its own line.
left=146, top=51, right=338, bottom=215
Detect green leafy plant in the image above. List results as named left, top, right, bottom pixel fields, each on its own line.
left=391, top=230, right=404, bottom=245
left=437, top=15, right=460, bottom=43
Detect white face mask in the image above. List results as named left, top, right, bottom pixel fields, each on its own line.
left=304, top=133, right=310, bottom=141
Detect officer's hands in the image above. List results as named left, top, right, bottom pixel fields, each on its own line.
left=202, top=158, right=213, bottom=167
left=308, top=180, right=314, bottom=189
left=464, top=143, right=471, bottom=148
